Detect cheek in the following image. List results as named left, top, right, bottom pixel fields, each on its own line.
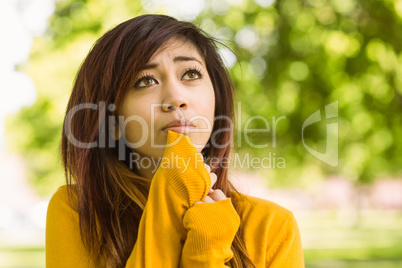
left=193, top=89, right=215, bottom=129
left=207, top=87, right=216, bottom=121
left=124, top=120, right=149, bottom=144
left=118, top=103, right=152, bottom=144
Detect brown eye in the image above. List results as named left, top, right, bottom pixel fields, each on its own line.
left=188, top=71, right=198, bottom=79
left=143, top=78, right=154, bottom=86
left=134, top=76, right=157, bottom=88
left=182, top=69, right=202, bottom=80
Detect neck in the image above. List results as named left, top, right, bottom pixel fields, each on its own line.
left=134, top=165, right=156, bottom=180
left=130, top=151, right=159, bottom=180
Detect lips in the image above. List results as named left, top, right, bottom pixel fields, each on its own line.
left=162, top=119, right=196, bottom=133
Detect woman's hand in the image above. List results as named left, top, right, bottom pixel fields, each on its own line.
left=194, top=164, right=227, bottom=205
left=181, top=162, right=240, bottom=264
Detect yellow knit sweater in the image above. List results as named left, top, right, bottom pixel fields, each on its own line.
left=46, top=131, right=305, bottom=267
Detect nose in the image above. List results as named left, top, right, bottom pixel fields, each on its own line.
left=161, top=80, right=189, bottom=112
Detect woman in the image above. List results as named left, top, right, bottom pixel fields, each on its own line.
left=46, top=14, right=305, bottom=267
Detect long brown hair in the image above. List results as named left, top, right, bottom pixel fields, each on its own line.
left=61, top=14, right=255, bottom=267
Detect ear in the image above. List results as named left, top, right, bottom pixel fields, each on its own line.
left=109, top=119, right=122, bottom=141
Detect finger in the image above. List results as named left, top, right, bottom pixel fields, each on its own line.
left=194, top=195, right=215, bottom=206
left=210, top=172, right=217, bottom=188
left=208, top=189, right=227, bottom=201
left=203, top=195, right=215, bottom=203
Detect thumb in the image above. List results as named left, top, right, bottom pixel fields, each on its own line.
left=205, top=164, right=217, bottom=188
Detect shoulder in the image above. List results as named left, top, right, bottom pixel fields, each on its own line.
left=230, top=191, right=304, bottom=266
left=231, top=191, right=294, bottom=224
left=46, top=185, right=80, bottom=236
left=230, top=191, right=300, bottom=242
left=46, top=185, right=95, bottom=266
left=47, top=185, right=78, bottom=214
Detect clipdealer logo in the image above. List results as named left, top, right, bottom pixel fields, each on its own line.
left=302, top=101, right=339, bottom=167
left=64, top=101, right=339, bottom=168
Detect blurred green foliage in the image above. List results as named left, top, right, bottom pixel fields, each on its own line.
left=5, top=0, right=402, bottom=195
left=203, top=0, right=402, bottom=186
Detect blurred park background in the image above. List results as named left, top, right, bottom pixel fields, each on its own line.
left=1, top=0, right=402, bottom=267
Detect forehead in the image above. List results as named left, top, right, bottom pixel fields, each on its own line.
left=148, top=37, right=205, bottom=65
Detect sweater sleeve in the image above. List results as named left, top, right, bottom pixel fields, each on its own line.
left=126, top=130, right=240, bottom=267
left=180, top=198, right=240, bottom=267
left=266, top=212, right=305, bottom=267
left=125, top=131, right=214, bottom=267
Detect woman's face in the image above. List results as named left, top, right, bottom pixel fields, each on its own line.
left=118, top=38, right=215, bottom=167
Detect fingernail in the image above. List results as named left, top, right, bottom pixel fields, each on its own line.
left=208, top=189, right=214, bottom=194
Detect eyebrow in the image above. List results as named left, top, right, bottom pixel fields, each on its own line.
left=142, top=56, right=204, bottom=70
